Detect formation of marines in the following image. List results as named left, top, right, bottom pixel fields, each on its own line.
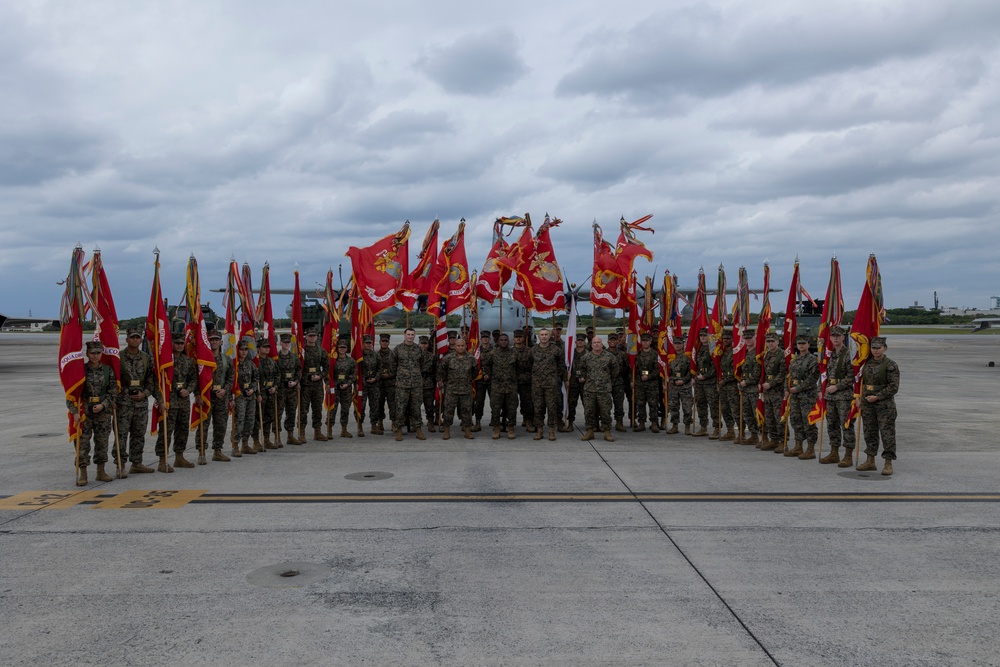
left=69, top=323, right=900, bottom=486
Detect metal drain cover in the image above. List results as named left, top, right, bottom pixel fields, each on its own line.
left=837, top=470, right=892, bottom=481
left=22, top=433, right=61, bottom=438
left=247, top=562, right=332, bottom=588
left=344, top=471, right=394, bottom=481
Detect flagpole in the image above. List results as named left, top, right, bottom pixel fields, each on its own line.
left=112, top=404, right=123, bottom=476
left=73, top=411, right=82, bottom=483
left=198, top=406, right=206, bottom=465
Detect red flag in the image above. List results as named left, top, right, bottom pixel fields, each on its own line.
left=845, top=255, right=884, bottom=426
left=613, top=216, right=654, bottom=307
left=709, top=265, right=727, bottom=375
left=147, top=252, right=174, bottom=433
left=754, top=263, right=773, bottom=426
left=346, top=222, right=411, bottom=315
left=435, top=303, right=449, bottom=359
left=732, top=266, right=750, bottom=381
left=184, top=256, right=216, bottom=430
left=256, top=263, right=278, bottom=361
left=321, top=269, right=342, bottom=413
left=590, top=223, right=624, bottom=309
left=350, top=283, right=374, bottom=417
left=808, top=257, right=844, bottom=425
left=778, top=261, right=801, bottom=420
left=59, top=247, right=89, bottom=441
left=502, top=223, right=536, bottom=310
left=685, top=269, right=709, bottom=372
left=239, top=263, right=257, bottom=353
left=398, top=219, right=439, bottom=311
left=475, top=220, right=514, bottom=303
left=89, top=250, right=121, bottom=386
left=658, top=271, right=680, bottom=369
left=428, top=220, right=472, bottom=317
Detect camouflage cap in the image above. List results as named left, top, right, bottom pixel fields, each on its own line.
left=830, top=326, right=846, bottom=336
left=447, top=330, right=458, bottom=339
left=379, top=333, right=391, bottom=341
left=172, top=332, right=186, bottom=343
left=765, top=332, right=779, bottom=342
left=795, top=334, right=810, bottom=343
left=279, top=333, right=292, bottom=342
left=513, top=329, right=524, bottom=336
left=208, top=330, right=223, bottom=340
left=585, top=326, right=594, bottom=333
left=418, top=335, right=429, bottom=343
left=257, top=337, right=270, bottom=347
left=86, top=341, right=103, bottom=353
left=871, top=336, right=887, bottom=348
left=237, top=339, right=250, bottom=350
left=699, top=327, right=710, bottom=335
left=336, top=339, right=348, bottom=348
left=640, top=332, right=652, bottom=340
left=744, top=328, right=755, bottom=337
left=362, top=335, right=374, bottom=343
left=126, top=327, right=143, bottom=337
left=305, top=327, right=318, bottom=336
left=721, top=330, right=732, bottom=339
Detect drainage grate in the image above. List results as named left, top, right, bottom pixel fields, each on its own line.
left=344, top=471, right=394, bottom=481
left=247, top=562, right=332, bottom=588
left=22, top=433, right=61, bottom=438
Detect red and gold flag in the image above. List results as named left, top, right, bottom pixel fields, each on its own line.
left=779, top=260, right=801, bottom=421
left=518, top=215, right=566, bottom=313
left=290, top=268, right=304, bottom=370
left=685, top=269, right=709, bottom=373
left=58, top=246, right=89, bottom=441
left=398, top=220, right=439, bottom=311
left=754, top=263, right=773, bottom=426
left=256, top=263, right=278, bottom=361
left=732, top=266, right=750, bottom=381
left=475, top=220, right=515, bottom=303
left=428, top=220, right=472, bottom=317
left=709, top=265, right=727, bottom=375
left=346, top=222, right=410, bottom=315
left=89, top=250, right=121, bottom=386
left=590, top=222, right=624, bottom=309
left=147, top=251, right=174, bottom=433
left=845, top=255, right=884, bottom=426
left=184, top=256, right=216, bottom=430
left=807, top=257, right=844, bottom=425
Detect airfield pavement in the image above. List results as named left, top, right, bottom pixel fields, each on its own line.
left=1, top=332, right=999, bottom=666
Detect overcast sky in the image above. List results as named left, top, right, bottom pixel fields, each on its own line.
left=3, top=0, right=999, bottom=319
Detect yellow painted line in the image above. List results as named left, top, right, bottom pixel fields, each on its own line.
left=91, top=489, right=207, bottom=510
left=0, top=490, right=106, bottom=510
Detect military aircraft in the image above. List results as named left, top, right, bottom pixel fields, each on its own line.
left=0, top=312, right=59, bottom=331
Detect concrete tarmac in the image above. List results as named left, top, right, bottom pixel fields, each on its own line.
left=1, top=333, right=999, bottom=666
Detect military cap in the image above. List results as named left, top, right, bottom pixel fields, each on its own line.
left=513, top=329, right=524, bottom=336
left=585, top=326, right=594, bottom=333
left=362, top=335, right=373, bottom=343
left=721, top=330, right=732, bottom=339
left=86, top=341, right=103, bottom=353
left=640, top=332, right=652, bottom=340
left=699, top=327, right=710, bottom=335
left=830, top=326, right=846, bottom=336
left=126, top=327, right=143, bottom=338
left=871, top=336, right=887, bottom=348
left=279, top=333, right=291, bottom=342
left=305, top=327, right=318, bottom=336
left=208, top=330, right=223, bottom=340
left=553, top=322, right=563, bottom=329
left=336, top=339, right=348, bottom=348
left=418, top=335, right=429, bottom=343
left=237, top=339, right=250, bottom=350
left=257, top=337, right=270, bottom=347
left=795, top=334, right=810, bottom=343
left=765, top=332, right=778, bottom=342
left=379, top=333, right=391, bottom=341
left=614, top=327, right=624, bottom=334
left=744, top=328, right=756, bottom=337
left=172, top=332, right=186, bottom=343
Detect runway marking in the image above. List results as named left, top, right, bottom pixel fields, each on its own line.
left=4, top=491, right=1000, bottom=508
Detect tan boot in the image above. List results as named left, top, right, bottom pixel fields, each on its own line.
left=394, top=427, right=403, bottom=442
left=442, top=426, right=451, bottom=440
left=798, top=443, right=816, bottom=460
left=415, top=426, right=426, bottom=441
left=773, top=440, right=788, bottom=454
left=820, top=447, right=841, bottom=464
left=745, top=432, right=759, bottom=446
left=239, top=439, right=255, bottom=455
left=313, top=428, right=329, bottom=442
left=506, top=426, right=515, bottom=439
left=129, top=462, right=155, bottom=473
left=857, top=454, right=877, bottom=472
left=231, top=445, right=242, bottom=458
left=298, top=428, right=308, bottom=443
left=719, top=429, right=735, bottom=441
left=374, top=421, right=385, bottom=435
left=650, top=423, right=660, bottom=433
left=558, top=421, right=572, bottom=433
left=684, top=424, right=692, bottom=435
left=464, top=426, right=474, bottom=439
left=174, top=453, right=195, bottom=468
left=252, top=435, right=262, bottom=452
left=357, top=424, right=365, bottom=438
left=548, top=427, right=556, bottom=441
left=212, top=449, right=231, bottom=462
left=785, top=441, right=804, bottom=457
left=76, top=466, right=88, bottom=486
left=472, top=420, right=482, bottom=432
left=156, top=459, right=175, bottom=473
left=115, top=463, right=128, bottom=478
left=341, top=425, right=353, bottom=438
left=581, top=428, right=594, bottom=441
left=708, top=427, right=721, bottom=440
left=492, top=426, right=501, bottom=440
left=95, top=464, right=112, bottom=482
left=881, top=459, right=893, bottom=476
left=615, top=420, right=626, bottom=433
left=286, top=430, right=301, bottom=445
left=533, top=428, right=543, bottom=440
left=603, top=430, right=615, bottom=442
left=838, top=450, right=855, bottom=467
left=694, top=426, right=708, bottom=437
left=760, top=438, right=778, bottom=452
left=264, top=434, right=278, bottom=449
left=634, top=424, right=646, bottom=432
left=427, top=423, right=436, bottom=433
left=666, top=424, right=678, bottom=434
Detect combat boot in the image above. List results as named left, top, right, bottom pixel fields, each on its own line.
left=394, top=427, right=403, bottom=442
left=231, top=445, right=242, bottom=458
left=415, top=426, right=426, bottom=441
left=694, top=425, right=708, bottom=437
left=76, top=466, right=88, bottom=486
left=533, top=428, right=543, bottom=440
left=558, top=421, right=572, bottom=433
left=115, top=463, right=129, bottom=478
left=684, top=424, right=692, bottom=435
left=174, top=453, right=195, bottom=468
left=374, top=421, right=385, bottom=435
left=341, top=425, right=353, bottom=438
left=464, top=426, right=474, bottom=440
left=548, top=427, right=556, bottom=441
left=506, top=426, right=515, bottom=439
left=357, top=424, right=365, bottom=438
left=472, top=420, right=482, bottom=432
left=253, top=435, right=262, bottom=452
left=130, top=461, right=155, bottom=473
left=525, top=420, right=536, bottom=433
left=95, top=464, right=113, bottom=482
left=241, top=439, right=256, bottom=455
left=773, top=440, right=788, bottom=454
left=634, top=423, right=646, bottom=432
left=156, top=459, right=174, bottom=473
left=603, top=430, right=615, bottom=442
left=264, top=434, right=276, bottom=449
left=881, top=459, right=893, bottom=476
left=708, top=428, right=721, bottom=440
left=720, top=429, right=735, bottom=441
left=298, top=427, right=307, bottom=443
left=857, top=454, right=877, bottom=472
left=287, top=430, right=302, bottom=445
left=760, top=438, right=778, bottom=452
left=492, top=426, right=501, bottom=440
left=650, top=423, right=659, bottom=433
left=615, top=420, right=626, bottom=433
left=212, top=449, right=231, bottom=462
left=442, top=426, right=451, bottom=440
left=785, top=441, right=804, bottom=457
left=427, top=423, right=436, bottom=433
left=820, top=447, right=841, bottom=464
left=798, top=443, right=816, bottom=460
left=581, top=428, right=594, bottom=441
left=666, top=423, right=678, bottom=434
left=745, top=432, right=759, bottom=446
left=838, top=450, right=855, bottom=467
left=313, top=428, right=329, bottom=442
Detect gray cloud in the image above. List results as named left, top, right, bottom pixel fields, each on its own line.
left=416, top=29, right=529, bottom=95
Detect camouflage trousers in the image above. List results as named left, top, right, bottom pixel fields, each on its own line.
left=668, top=383, right=693, bottom=426
left=611, top=382, right=625, bottom=422
left=583, top=390, right=613, bottom=431
left=277, top=389, right=298, bottom=433
left=331, top=387, right=355, bottom=426
left=442, top=391, right=473, bottom=428
left=207, top=396, right=230, bottom=450
left=116, top=398, right=149, bottom=464
left=532, top=384, right=562, bottom=428
left=155, top=403, right=191, bottom=456
left=358, top=384, right=380, bottom=426
left=861, top=398, right=897, bottom=460
left=474, top=381, right=489, bottom=422
left=394, top=385, right=422, bottom=430
left=77, top=410, right=113, bottom=466
left=234, top=395, right=257, bottom=442
left=761, top=391, right=784, bottom=442
left=825, top=396, right=856, bottom=449
left=566, top=380, right=584, bottom=423
left=633, top=379, right=660, bottom=425
left=299, top=384, right=324, bottom=430
left=422, top=386, right=437, bottom=425
left=788, top=392, right=818, bottom=445
left=694, top=382, right=719, bottom=429
left=489, top=385, right=518, bottom=428
left=738, top=389, right=760, bottom=434
left=719, top=383, right=739, bottom=430
left=376, top=380, right=396, bottom=424
left=517, top=382, right=534, bottom=423
left=255, top=390, right=278, bottom=440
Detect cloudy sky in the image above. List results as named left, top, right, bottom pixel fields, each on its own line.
left=3, top=0, right=999, bottom=319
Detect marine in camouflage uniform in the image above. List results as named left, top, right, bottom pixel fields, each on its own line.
left=331, top=341, right=357, bottom=436
left=513, top=330, right=535, bottom=431
left=736, top=329, right=761, bottom=444
left=276, top=333, right=301, bottom=444
left=117, top=327, right=161, bottom=472
left=820, top=327, right=857, bottom=466
left=255, top=338, right=280, bottom=449
left=472, top=336, right=491, bottom=431
left=530, top=329, right=567, bottom=440
left=692, top=329, right=719, bottom=437
left=359, top=336, right=381, bottom=433
left=155, top=332, right=197, bottom=465
left=580, top=337, right=618, bottom=440
left=419, top=336, right=437, bottom=432
left=564, top=338, right=589, bottom=430
left=375, top=333, right=397, bottom=431
left=632, top=334, right=661, bottom=432
left=607, top=337, right=628, bottom=431
left=666, top=344, right=694, bottom=434
left=717, top=331, right=739, bottom=441
left=758, top=333, right=786, bottom=451
left=482, top=333, right=518, bottom=438
left=233, top=340, right=259, bottom=454
left=437, top=338, right=478, bottom=437
left=857, top=337, right=899, bottom=476
left=299, top=329, right=329, bottom=441
left=786, top=335, right=819, bottom=459
left=207, top=331, right=234, bottom=460
left=392, top=329, right=425, bottom=440
left=70, top=342, right=120, bottom=484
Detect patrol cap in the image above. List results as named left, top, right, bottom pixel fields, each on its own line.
left=830, top=326, right=846, bottom=336
left=336, top=339, right=348, bottom=349
left=721, top=330, right=732, bottom=339
left=86, top=341, right=103, bottom=353
left=418, top=335, right=429, bottom=343
left=237, top=339, right=250, bottom=350
left=362, top=335, right=373, bottom=343
left=585, top=326, right=594, bottom=333
left=795, top=334, right=810, bottom=343
left=305, top=327, right=318, bottom=336
left=765, top=332, right=778, bottom=342
left=513, top=329, right=524, bottom=337
left=279, top=333, right=292, bottom=342
left=257, top=337, right=270, bottom=346
left=871, top=336, right=887, bottom=348
left=640, top=332, right=652, bottom=341
left=208, top=330, right=223, bottom=340
left=172, top=332, right=186, bottom=344
left=699, top=327, right=709, bottom=335
left=126, top=327, right=142, bottom=338
left=744, top=328, right=755, bottom=337
left=614, top=327, right=624, bottom=334
left=379, top=333, right=391, bottom=341
left=447, top=330, right=458, bottom=339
